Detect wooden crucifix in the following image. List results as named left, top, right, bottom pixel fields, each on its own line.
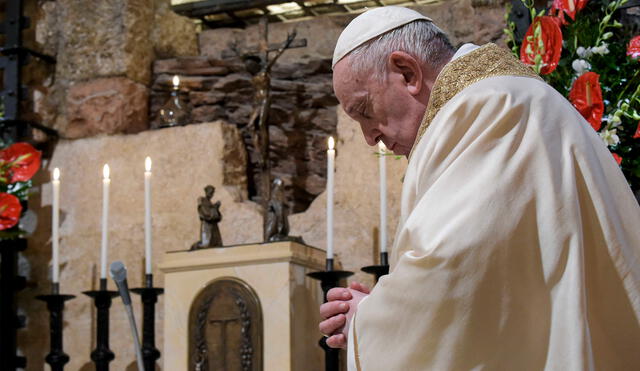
left=228, top=17, right=307, bottom=241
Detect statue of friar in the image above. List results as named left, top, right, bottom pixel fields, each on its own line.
left=264, top=178, right=289, bottom=242
left=191, top=185, right=223, bottom=250
left=264, top=178, right=304, bottom=243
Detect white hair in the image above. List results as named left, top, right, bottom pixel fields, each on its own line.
left=346, top=20, right=455, bottom=81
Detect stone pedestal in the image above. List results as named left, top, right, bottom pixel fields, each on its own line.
left=160, top=241, right=326, bottom=371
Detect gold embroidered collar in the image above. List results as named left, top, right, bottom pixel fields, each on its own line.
left=408, top=43, right=542, bottom=160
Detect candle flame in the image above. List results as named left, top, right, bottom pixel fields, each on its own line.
left=172, top=75, right=180, bottom=87
left=103, top=164, right=110, bottom=180
left=53, top=168, right=60, bottom=181
left=145, top=156, right=152, bottom=172
left=328, top=136, right=335, bottom=150
left=378, top=141, right=387, bottom=152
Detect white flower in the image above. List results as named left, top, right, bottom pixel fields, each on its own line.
left=572, top=59, right=591, bottom=75
left=604, top=114, right=622, bottom=128
left=576, top=46, right=592, bottom=59
left=591, top=43, right=610, bottom=55
left=611, top=114, right=622, bottom=127
left=600, top=129, right=620, bottom=147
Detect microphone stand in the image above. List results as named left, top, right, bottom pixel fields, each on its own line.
left=83, top=278, right=118, bottom=371
left=110, top=260, right=145, bottom=371
left=131, top=274, right=163, bottom=371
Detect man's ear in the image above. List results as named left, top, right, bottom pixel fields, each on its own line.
left=387, top=51, right=423, bottom=96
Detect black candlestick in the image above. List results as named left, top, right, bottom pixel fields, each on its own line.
left=307, top=259, right=354, bottom=371
left=361, top=252, right=390, bottom=282
left=83, top=278, right=119, bottom=371
left=0, top=239, right=27, bottom=369
left=131, top=274, right=164, bottom=371
left=36, top=287, right=75, bottom=371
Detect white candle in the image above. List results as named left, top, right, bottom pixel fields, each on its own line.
left=52, top=168, right=60, bottom=283
left=172, top=75, right=180, bottom=88
left=327, top=137, right=335, bottom=260
left=101, top=164, right=110, bottom=279
left=144, top=157, right=152, bottom=275
left=378, top=142, right=388, bottom=254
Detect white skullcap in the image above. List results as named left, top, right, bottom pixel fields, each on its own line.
left=332, top=6, right=433, bottom=68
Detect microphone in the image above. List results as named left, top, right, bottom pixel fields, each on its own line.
left=110, top=261, right=145, bottom=371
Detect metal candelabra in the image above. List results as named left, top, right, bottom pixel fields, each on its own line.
left=36, top=283, right=75, bottom=371
left=131, top=274, right=164, bottom=371
left=83, top=278, right=119, bottom=371
left=307, top=258, right=354, bottom=371
left=361, top=252, right=390, bottom=282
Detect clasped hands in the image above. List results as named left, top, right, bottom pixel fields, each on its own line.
left=318, top=282, right=369, bottom=348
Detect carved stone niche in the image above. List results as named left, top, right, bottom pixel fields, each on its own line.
left=189, top=278, right=263, bottom=371
left=161, top=241, right=325, bottom=370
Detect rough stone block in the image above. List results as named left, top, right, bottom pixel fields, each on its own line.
left=66, top=77, right=149, bottom=138
left=152, top=0, right=199, bottom=58
left=55, top=0, right=154, bottom=85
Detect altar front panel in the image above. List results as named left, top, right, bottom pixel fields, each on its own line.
left=160, top=242, right=325, bottom=371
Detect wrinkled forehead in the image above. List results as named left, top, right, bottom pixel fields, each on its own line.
left=332, top=57, right=369, bottom=104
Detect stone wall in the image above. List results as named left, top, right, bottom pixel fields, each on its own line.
left=150, top=56, right=337, bottom=213
left=33, top=0, right=199, bottom=139
left=149, top=0, right=508, bottom=213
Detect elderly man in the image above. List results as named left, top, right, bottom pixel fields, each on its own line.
left=319, top=6, right=640, bottom=371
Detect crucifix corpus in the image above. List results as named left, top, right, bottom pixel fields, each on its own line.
left=231, top=17, right=307, bottom=242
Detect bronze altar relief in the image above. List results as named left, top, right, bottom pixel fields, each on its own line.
left=189, top=278, right=263, bottom=371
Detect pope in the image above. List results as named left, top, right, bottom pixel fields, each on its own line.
left=319, top=6, right=640, bottom=371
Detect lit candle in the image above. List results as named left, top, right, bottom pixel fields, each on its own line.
left=144, top=157, right=152, bottom=275
left=327, top=137, right=335, bottom=260
left=378, top=142, right=388, bottom=254
left=101, top=164, right=110, bottom=279
left=52, top=168, right=60, bottom=283
left=172, top=75, right=180, bottom=89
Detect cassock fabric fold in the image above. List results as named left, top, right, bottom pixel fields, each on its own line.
left=350, top=75, right=640, bottom=371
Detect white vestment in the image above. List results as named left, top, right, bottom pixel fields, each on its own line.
left=347, top=45, right=640, bottom=370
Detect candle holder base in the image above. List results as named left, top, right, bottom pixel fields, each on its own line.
left=307, top=270, right=354, bottom=302
left=308, top=260, right=353, bottom=371
left=361, top=264, right=389, bottom=282
left=36, top=293, right=75, bottom=371
left=131, top=279, right=164, bottom=371
left=361, top=252, right=389, bottom=282
left=83, top=288, right=119, bottom=371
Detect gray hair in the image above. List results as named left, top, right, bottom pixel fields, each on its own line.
left=347, top=20, right=455, bottom=81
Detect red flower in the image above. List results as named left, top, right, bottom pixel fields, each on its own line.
left=627, top=36, right=640, bottom=60
left=612, top=153, right=623, bottom=165
left=520, top=16, right=563, bottom=75
left=0, top=142, right=41, bottom=183
left=634, top=121, right=640, bottom=139
left=0, top=193, right=22, bottom=230
left=551, top=0, right=588, bottom=22
left=569, top=72, right=604, bottom=131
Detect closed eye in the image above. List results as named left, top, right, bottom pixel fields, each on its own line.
left=358, top=97, right=371, bottom=119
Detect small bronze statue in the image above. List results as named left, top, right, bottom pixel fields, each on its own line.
left=264, top=178, right=289, bottom=242
left=264, top=178, right=304, bottom=244
left=191, top=185, right=223, bottom=250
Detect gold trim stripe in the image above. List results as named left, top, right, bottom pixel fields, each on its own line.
left=353, top=311, right=362, bottom=371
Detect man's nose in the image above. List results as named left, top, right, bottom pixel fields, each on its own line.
left=359, top=123, right=380, bottom=147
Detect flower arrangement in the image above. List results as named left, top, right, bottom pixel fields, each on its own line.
left=0, top=142, right=41, bottom=236
left=505, top=0, right=640, bottom=191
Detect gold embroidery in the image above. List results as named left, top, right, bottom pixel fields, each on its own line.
left=408, top=44, right=543, bottom=159
left=353, top=311, right=362, bottom=371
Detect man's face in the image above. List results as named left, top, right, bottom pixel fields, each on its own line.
left=332, top=57, right=428, bottom=156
